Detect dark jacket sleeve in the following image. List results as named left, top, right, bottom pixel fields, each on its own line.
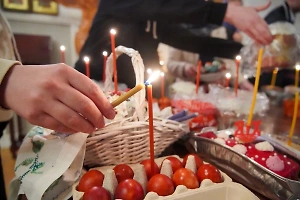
left=99, top=0, right=227, bottom=26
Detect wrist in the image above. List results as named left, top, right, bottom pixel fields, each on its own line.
left=0, top=64, right=20, bottom=109
left=223, top=2, right=236, bottom=25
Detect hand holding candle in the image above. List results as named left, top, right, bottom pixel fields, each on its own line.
left=103, top=51, right=108, bottom=83
left=60, top=45, right=66, bottom=63
left=84, top=56, right=90, bottom=78
left=288, top=64, right=300, bottom=145
left=110, top=28, right=118, bottom=93
left=235, top=55, right=241, bottom=96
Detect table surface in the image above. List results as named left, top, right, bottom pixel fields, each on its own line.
left=260, top=104, right=300, bottom=138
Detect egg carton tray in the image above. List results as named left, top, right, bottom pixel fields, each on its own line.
left=72, top=155, right=258, bottom=200
left=188, top=128, right=300, bottom=200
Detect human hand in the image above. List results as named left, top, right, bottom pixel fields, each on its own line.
left=224, top=1, right=273, bottom=45
left=184, top=64, right=198, bottom=78
left=0, top=63, right=116, bottom=133
left=239, top=80, right=254, bottom=91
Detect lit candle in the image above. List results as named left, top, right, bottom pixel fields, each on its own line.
left=145, top=71, right=160, bottom=176
left=103, top=51, right=108, bottom=83
left=270, top=67, right=278, bottom=87
left=84, top=56, right=90, bottom=78
left=225, top=73, right=231, bottom=87
left=247, top=48, right=264, bottom=127
left=160, top=72, right=165, bottom=98
left=147, top=68, right=152, bottom=74
left=110, top=29, right=118, bottom=93
left=60, top=45, right=66, bottom=63
left=235, top=55, right=241, bottom=96
left=288, top=64, right=300, bottom=145
left=195, top=60, right=202, bottom=94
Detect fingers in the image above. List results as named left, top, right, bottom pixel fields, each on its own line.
left=254, top=0, right=271, bottom=12
left=67, top=69, right=116, bottom=120
left=34, top=113, right=78, bottom=133
left=45, top=99, right=96, bottom=133
left=246, top=16, right=273, bottom=45
left=56, top=85, right=105, bottom=129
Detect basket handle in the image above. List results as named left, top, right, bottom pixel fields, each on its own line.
left=104, top=46, right=146, bottom=120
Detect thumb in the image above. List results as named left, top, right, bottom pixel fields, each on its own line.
left=253, top=0, right=271, bottom=12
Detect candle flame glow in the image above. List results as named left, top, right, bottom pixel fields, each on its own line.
left=159, top=61, right=164, bottom=66
left=147, top=68, right=152, bottom=74
left=236, top=55, right=241, bottom=61
left=60, top=45, right=65, bottom=51
left=160, top=72, right=165, bottom=77
left=84, top=56, right=90, bottom=63
left=145, top=71, right=160, bottom=85
left=110, top=29, right=117, bottom=35
left=226, top=73, right=231, bottom=78
left=296, top=64, right=300, bottom=71
left=103, top=51, right=108, bottom=56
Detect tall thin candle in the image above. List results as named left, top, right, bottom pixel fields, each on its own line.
left=288, top=64, right=300, bottom=145
left=84, top=56, right=90, bottom=78
left=147, top=84, right=155, bottom=177
left=60, top=45, right=65, bottom=63
left=235, top=55, right=241, bottom=96
left=247, top=48, right=264, bottom=127
left=196, top=61, right=202, bottom=94
left=103, top=51, right=108, bottom=83
left=160, top=72, right=165, bottom=98
left=271, top=68, right=278, bottom=87
left=110, top=29, right=118, bottom=92
left=225, top=73, right=231, bottom=87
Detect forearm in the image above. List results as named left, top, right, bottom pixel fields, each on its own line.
left=0, top=59, right=21, bottom=121
left=167, top=61, right=190, bottom=80
left=100, top=0, right=227, bottom=25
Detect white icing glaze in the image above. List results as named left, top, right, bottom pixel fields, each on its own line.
left=214, top=138, right=226, bottom=145
left=255, top=141, right=274, bottom=152
left=266, top=156, right=285, bottom=172
left=232, top=144, right=247, bottom=155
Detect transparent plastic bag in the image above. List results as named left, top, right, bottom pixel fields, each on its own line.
left=241, top=22, right=300, bottom=77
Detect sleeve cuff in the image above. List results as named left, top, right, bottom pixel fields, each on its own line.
left=207, top=3, right=228, bottom=25
left=0, top=107, right=13, bottom=121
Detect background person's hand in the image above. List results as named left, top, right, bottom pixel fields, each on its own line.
left=0, top=63, right=116, bottom=134
left=224, top=1, right=273, bottom=45
left=184, top=64, right=198, bottom=77
left=239, top=80, right=254, bottom=91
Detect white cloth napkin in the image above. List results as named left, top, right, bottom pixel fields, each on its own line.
left=9, top=126, right=88, bottom=200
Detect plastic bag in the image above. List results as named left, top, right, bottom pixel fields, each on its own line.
left=241, top=22, right=300, bottom=77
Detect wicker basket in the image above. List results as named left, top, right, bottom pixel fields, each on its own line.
left=84, top=46, right=189, bottom=167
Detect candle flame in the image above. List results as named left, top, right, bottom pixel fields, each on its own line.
left=60, top=45, right=65, bottom=51
left=296, top=64, right=300, bottom=71
left=226, top=72, right=231, bottom=78
left=160, top=72, right=165, bottom=77
left=103, top=51, right=108, bottom=56
left=145, top=71, right=160, bottom=85
left=236, top=55, right=241, bottom=61
left=84, top=56, right=90, bottom=63
left=110, top=29, right=117, bottom=35
left=159, top=60, right=164, bottom=66
left=147, top=68, right=152, bottom=74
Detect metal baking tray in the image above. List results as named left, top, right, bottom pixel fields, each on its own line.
left=187, top=129, right=300, bottom=200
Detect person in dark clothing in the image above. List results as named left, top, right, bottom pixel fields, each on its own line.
left=74, top=0, right=273, bottom=89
